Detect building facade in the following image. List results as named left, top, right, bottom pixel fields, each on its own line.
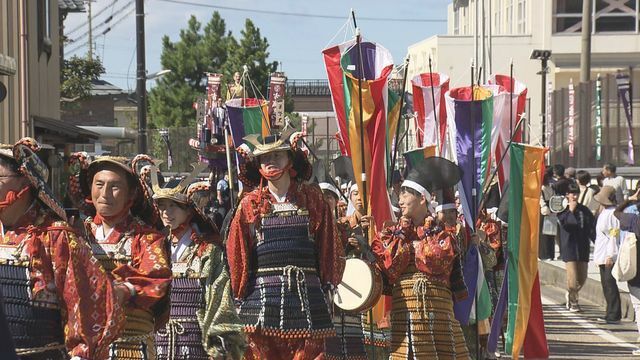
left=408, top=0, right=640, bottom=154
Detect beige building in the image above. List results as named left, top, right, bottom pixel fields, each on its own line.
left=0, top=0, right=96, bottom=146
left=408, top=0, right=640, bottom=147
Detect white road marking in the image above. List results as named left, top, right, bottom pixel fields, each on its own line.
left=540, top=295, right=638, bottom=350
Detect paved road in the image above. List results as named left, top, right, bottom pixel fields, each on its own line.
left=494, top=284, right=640, bottom=359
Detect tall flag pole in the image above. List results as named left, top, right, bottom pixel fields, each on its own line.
left=595, top=74, right=603, bottom=161
left=428, top=55, right=441, bottom=153
left=510, top=59, right=514, bottom=138
left=388, top=56, right=410, bottom=188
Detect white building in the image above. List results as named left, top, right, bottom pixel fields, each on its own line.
left=408, top=0, right=640, bottom=146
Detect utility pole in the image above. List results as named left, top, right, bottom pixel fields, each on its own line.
left=136, top=0, right=147, bottom=153
left=579, top=0, right=592, bottom=166
left=87, top=0, right=93, bottom=60
left=579, top=0, right=592, bottom=83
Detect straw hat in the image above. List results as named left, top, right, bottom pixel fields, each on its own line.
left=594, top=185, right=616, bottom=206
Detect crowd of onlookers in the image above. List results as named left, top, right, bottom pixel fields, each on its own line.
left=540, top=163, right=640, bottom=356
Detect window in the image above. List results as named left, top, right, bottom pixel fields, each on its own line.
left=517, top=0, right=527, bottom=33
left=594, top=0, right=638, bottom=33
left=506, top=0, right=513, bottom=34
left=494, top=0, right=503, bottom=34
left=454, top=8, right=460, bottom=34
left=38, top=0, right=52, bottom=56
left=554, top=0, right=639, bottom=33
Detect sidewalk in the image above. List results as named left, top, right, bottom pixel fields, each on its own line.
left=538, top=245, right=635, bottom=321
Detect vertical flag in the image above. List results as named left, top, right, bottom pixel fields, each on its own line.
left=386, top=88, right=402, bottom=181
left=547, top=80, right=554, bottom=152
left=596, top=75, right=603, bottom=161
left=505, top=143, right=549, bottom=359
left=322, top=40, right=395, bottom=235
left=411, top=73, right=450, bottom=154
left=226, top=98, right=270, bottom=147
left=445, top=86, right=493, bottom=229
left=487, top=75, right=528, bottom=193
left=268, top=72, right=287, bottom=128
left=568, top=79, right=575, bottom=158
left=616, top=72, right=635, bottom=165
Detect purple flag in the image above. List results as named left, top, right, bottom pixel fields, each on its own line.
left=445, top=86, right=493, bottom=230
left=454, top=244, right=479, bottom=325
left=487, top=262, right=509, bottom=354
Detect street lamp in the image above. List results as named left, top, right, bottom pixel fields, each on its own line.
left=137, top=67, right=171, bottom=154
left=530, top=49, right=552, bottom=152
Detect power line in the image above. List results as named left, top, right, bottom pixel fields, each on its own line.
left=66, top=7, right=135, bottom=55
left=66, top=0, right=124, bottom=35
left=155, top=0, right=447, bottom=23
left=67, top=0, right=134, bottom=44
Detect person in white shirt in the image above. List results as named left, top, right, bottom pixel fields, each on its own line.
left=593, top=185, right=622, bottom=324
left=602, top=163, right=627, bottom=205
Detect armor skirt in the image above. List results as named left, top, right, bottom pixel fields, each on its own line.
left=389, top=267, right=470, bottom=360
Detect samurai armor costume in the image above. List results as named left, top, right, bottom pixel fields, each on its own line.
left=85, top=215, right=171, bottom=360
left=372, top=217, right=470, bottom=360
left=0, top=204, right=124, bottom=360
left=227, top=181, right=345, bottom=360
left=324, top=214, right=367, bottom=360
left=155, top=225, right=245, bottom=360
left=0, top=138, right=123, bottom=359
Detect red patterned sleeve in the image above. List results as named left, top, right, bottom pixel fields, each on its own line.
left=307, top=185, right=345, bottom=287
left=111, top=230, right=171, bottom=309
left=371, top=224, right=411, bottom=284
left=46, top=224, right=125, bottom=359
left=226, top=197, right=253, bottom=300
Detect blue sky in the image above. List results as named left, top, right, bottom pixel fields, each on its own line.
left=63, top=0, right=450, bottom=92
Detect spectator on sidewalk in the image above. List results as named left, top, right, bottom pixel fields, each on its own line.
left=565, top=167, right=577, bottom=184
left=614, top=186, right=640, bottom=356
left=593, top=185, right=622, bottom=324
left=540, top=167, right=558, bottom=260
left=577, top=170, right=601, bottom=215
left=602, top=163, right=627, bottom=205
left=557, top=183, right=596, bottom=312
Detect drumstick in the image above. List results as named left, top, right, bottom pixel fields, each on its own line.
left=339, top=281, right=363, bottom=298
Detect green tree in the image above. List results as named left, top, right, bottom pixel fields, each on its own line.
left=149, top=16, right=208, bottom=128
left=222, top=19, right=278, bottom=98
left=149, top=13, right=278, bottom=129
left=60, top=55, right=105, bottom=102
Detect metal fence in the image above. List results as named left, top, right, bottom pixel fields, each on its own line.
left=548, top=73, right=639, bottom=168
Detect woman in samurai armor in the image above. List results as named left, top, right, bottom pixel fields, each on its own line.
left=227, top=130, right=345, bottom=360
left=371, top=157, right=470, bottom=360
left=149, top=164, right=246, bottom=359
left=0, top=139, right=124, bottom=360
left=319, top=182, right=367, bottom=360
left=67, top=154, right=172, bottom=359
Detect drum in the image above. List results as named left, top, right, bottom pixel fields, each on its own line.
left=334, top=258, right=383, bottom=313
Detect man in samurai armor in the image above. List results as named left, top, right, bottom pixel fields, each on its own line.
left=0, top=138, right=124, bottom=359
left=227, top=130, right=345, bottom=360
left=319, top=182, right=367, bottom=360
left=149, top=164, right=246, bottom=359
left=371, top=157, right=470, bottom=359
left=68, top=154, right=172, bottom=359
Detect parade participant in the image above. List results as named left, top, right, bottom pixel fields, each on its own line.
left=151, top=165, right=246, bottom=360
left=0, top=139, right=123, bottom=360
left=371, top=157, right=469, bottom=359
left=227, top=130, right=345, bottom=360
left=322, top=182, right=368, bottom=360
left=226, top=71, right=246, bottom=100
left=71, top=154, right=172, bottom=359
left=436, top=192, right=487, bottom=359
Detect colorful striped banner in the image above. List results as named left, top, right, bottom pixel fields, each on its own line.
left=411, top=72, right=450, bottom=154
left=226, top=98, right=270, bottom=148
left=445, top=86, right=493, bottom=229
left=506, top=143, right=549, bottom=359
